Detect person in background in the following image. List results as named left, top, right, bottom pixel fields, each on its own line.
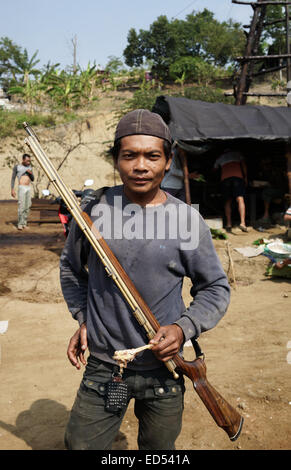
left=286, top=154, right=291, bottom=238
left=284, top=206, right=291, bottom=240
left=11, top=154, right=34, bottom=231
left=275, top=256, right=291, bottom=269
left=160, top=144, right=185, bottom=202
left=256, top=156, right=287, bottom=225
left=214, top=148, right=248, bottom=233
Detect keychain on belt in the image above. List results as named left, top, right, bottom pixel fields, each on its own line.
left=106, top=344, right=154, bottom=415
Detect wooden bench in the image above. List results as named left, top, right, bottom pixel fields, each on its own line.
left=30, top=198, right=60, bottom=224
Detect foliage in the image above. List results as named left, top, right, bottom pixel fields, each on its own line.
left=44, top=70, right=82, bottom=110
left=8, top=79, right=45, bottom=113
left=115, top=81, right=164, bottom=120
left=6, top=62, right=101, bottom=112
left=262, top=4, right=286, bottom=55
left=105, top=56, right=124, bottom=74
left=182, top=86, right=235, bottom=104
left=78, top=62, right=100, bottom=103
left=210, top=228, right=228, bottom=240
left=123, top=10, right=245, bottom=79
left=271, top=78, right=285, bottom=91
left=0, top=37, right=23, bottom=88
left=0, top=37, right=40, bottom=89
left=12, top=48, right=40, bottom=85
left=0, top=109, right=77, bottom=138
left=169, top=56, right=229, bottom=85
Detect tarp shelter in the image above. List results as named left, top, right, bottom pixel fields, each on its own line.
left=152, top=95, right=291, bottom=145
left=152, top=96, right=291, bottom=223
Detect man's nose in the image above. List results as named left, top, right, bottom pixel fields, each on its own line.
left=133, top=156, right=148, bottom=172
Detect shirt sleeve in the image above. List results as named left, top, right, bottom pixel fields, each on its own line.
left=59, top=219, right=91, bottom=325
left=174, top=222, right=231, bottom=341
left=170, top=155, right=184, bottom=178
left=11, top=165, right=17, bottom=189
left=28, top=167, right=35, bottom=182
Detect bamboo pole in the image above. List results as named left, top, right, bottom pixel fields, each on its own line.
left=226, top=240, right=237, bottom=290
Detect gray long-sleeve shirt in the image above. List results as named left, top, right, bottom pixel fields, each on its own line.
left=60, top=186, right=230, bottom=370
left=11, top=164, right=34, bottom=189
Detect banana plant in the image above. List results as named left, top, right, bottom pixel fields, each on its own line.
left=175, top=71, right=186, bottom=95
left=8, top=78, right=45, bottom=113
left=11, top=48, right=41, bottom=84
left=45, top=71, right=81, bottom=110
left=78, top=62, right=99, bottom=103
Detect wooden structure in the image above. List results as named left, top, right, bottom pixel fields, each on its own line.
left=29, top=198, right=59, bottom=224
left=230, top=0, right=291, bottom=104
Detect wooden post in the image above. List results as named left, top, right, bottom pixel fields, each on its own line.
left=286, top=5, right=291, bottom=81
left=178, top=148, right=191, bottom=205
left=235, top=1, right=267, bottom=105
left=235, top=2, right=260, bottom=105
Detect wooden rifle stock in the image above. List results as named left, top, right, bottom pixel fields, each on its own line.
left=23, top=122, right=243, bottom=442
left=174, top=354, right=244, bottom=441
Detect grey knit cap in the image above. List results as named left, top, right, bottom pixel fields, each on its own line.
left=114, top=109, right=172, bottom=144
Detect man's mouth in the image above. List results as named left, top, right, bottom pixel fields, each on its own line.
left=130, top=177, right=152, bottom=184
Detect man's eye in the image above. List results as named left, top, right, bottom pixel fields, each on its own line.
left=123, top=154, right=134, bottom=158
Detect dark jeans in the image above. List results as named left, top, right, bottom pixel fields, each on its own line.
left=65, top=355, right=185, bottom=450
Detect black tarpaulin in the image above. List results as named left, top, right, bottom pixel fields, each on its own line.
left=152, top=95, right=291, bottom=144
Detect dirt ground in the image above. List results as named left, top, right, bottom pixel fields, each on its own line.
left=0, top=200, right=291, bottom=451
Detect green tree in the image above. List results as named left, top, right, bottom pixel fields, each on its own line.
left=105, top=55, right=124, bottom=74
left=123, top=29, right=144, bottom=67
left=0, top=37, right=40, bottom=88
left=123, top=10, right=245, bottom=79
left=124, top=15, right=180, bottom=79
left=263, top=4, right=286, bottom=55
left=0, top=37, right=23, bottom=88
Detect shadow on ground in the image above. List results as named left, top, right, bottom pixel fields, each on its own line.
left=0, top=398, right=128, bottom=450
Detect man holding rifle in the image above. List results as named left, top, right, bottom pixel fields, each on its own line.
left=60, top=109, right=231, bottom=450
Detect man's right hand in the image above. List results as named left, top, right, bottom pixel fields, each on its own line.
left=11, top=189, right=16, bottom=198
left=67, top=322, right=88, bottom=370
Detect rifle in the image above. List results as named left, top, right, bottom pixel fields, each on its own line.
left=23, top=122, right=243, bottom=442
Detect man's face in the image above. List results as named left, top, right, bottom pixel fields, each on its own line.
left=23, top=157, right=31, bottom=167
left=115, top=135, right=171, bottom=201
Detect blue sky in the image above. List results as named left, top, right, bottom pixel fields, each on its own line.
left=1, top=0, right=253, bottom=69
